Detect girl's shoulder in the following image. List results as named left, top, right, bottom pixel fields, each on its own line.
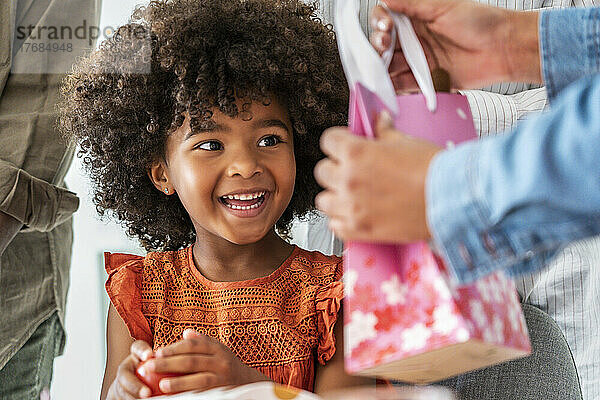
left=104, top=246, right=190, bottom=276
left=289, top=248, right=344, bottom=366
left=286, top=246, right=344, bottom=284
left=103, top=246, right=191, bottom=344
left=293, top=246, right=342, bottom=265
left=104, top=251, right=145, bottom=275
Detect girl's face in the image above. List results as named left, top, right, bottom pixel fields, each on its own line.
left=151, top=99, right=296, bottom=245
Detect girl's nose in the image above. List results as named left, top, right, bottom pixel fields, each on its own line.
left=226, top=149, right=263, bottom=179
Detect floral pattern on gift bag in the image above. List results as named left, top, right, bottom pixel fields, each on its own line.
left=344, top=243, right=530, bottom=380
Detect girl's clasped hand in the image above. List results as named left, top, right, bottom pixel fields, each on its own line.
left=108, top=329, right=266, bottom=399
left=106, top=340, right=153, bottom=399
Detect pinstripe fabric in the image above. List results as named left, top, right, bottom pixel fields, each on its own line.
left=460, top=87, right=548, bottom=136
left=515, top=239, right=600, bottom=400
left=302, top=1, right=599, bottom=399
left=317, top=0, right=378, bottom=36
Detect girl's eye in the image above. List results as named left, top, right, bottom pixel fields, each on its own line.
left=258, top=135, right=283, bottom=147
left=195, top=141, right=223, bottom=151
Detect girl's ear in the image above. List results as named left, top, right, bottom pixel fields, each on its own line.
left=148, top=160, right=174, bottom=195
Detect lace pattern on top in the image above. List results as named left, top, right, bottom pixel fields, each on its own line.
left=105, top=245, right=344, bottom=391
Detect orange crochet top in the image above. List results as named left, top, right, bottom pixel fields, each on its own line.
left=104, top=245, right=343, bottom=392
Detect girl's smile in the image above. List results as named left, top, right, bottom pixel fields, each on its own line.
left=218, top=189, right=270, bottom=218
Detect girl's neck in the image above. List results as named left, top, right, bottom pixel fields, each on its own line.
left=191, top=230, right=294, bottom=282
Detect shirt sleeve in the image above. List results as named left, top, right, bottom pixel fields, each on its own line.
left=426, top=74, right=600, bottom=284
left=460, top=87, right=548, bottom=137
left=540, top=7, right=600, bottom=100
left=0, top=160, right=79, bottom=232
left=105, top=252, right=154, bottom=345
left=0, top=46, right=80, bottom=232
left=315, top=258, right=344, bottom=365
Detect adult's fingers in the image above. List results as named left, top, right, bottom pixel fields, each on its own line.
left=313, top=158, right=342, bottom=191
left=370, top=5, right=393, bottom=33
left=370, top=4, right=393, bottom=54
left=327, top=217, right=348, bottom=240
left=159, top=372, right=221, bottom=393
left=314, top=190, right=345, bottom=220
left=319, top=127, right=362, bottom=161
left=130, top=340, right=153, bottom=362
left=374, top=111, right=403, bottom=141
left=370, top=30, right=392, bottom=54
left=382, top=0, right=450, bottom=22
left=143, top=354, right=221, bottom=374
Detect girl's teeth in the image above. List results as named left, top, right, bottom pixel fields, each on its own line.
left=224, top=191, right=265, bottom=200
left=227, top=202, right=262, bottom=210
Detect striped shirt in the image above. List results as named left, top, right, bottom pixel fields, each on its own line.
left=296, top=0, right=600, bottom=398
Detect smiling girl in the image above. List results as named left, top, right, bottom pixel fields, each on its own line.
left=58, top=0, right=368, bottom=398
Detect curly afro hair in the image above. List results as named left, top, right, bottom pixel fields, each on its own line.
left=59, top=0, right=349, bottom=251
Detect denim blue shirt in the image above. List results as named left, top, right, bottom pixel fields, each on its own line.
left=426, top=7, right=600, bottom=284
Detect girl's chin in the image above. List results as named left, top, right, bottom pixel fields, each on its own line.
left=222, top=228, right=272, bottom=245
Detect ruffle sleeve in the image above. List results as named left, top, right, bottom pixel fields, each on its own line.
left=104, top=252, right=153, bottom=345
left=315, top=279, right=344, bottom=365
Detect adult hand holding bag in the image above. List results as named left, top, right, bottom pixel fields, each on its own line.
left=335, top=0, right=531, bottom=383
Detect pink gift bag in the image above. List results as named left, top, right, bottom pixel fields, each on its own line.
left=335, top=0, right=531, bottom=383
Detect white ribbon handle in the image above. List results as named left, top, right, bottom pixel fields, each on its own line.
left=335, top=0, right=437, bottom=112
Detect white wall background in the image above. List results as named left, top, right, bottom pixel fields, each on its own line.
left=51, top=1, right=147, bottom=398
